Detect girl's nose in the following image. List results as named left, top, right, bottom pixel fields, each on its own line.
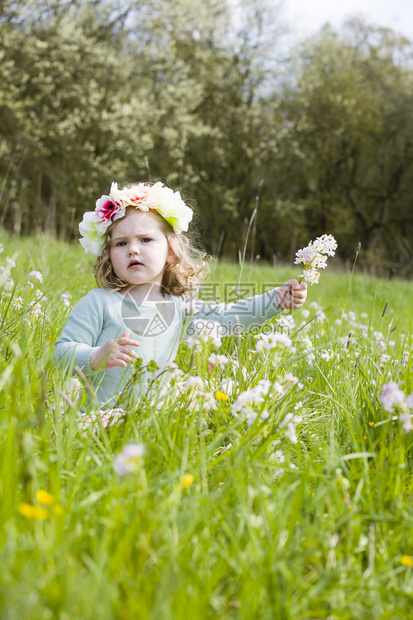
left=128, top=244, right=140, bottom=255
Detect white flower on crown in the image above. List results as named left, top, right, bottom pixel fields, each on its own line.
left=149, top=182, right=193, bottom=234
left=79, top=211, right=108, bottom=255
left=79, top=181, right=193, bottom=255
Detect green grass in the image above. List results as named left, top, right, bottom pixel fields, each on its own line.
left=1, top=232, right=413, bottom=619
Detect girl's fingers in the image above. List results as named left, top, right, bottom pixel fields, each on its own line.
left=113, top=354, right=135, bottom=368
left=118, top=336, right=140, bottom=348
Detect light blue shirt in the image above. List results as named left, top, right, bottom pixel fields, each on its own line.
left=54, top=287, right=283, bottom=409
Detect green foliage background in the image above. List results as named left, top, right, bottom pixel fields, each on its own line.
left=1, top=0, right=413, bottom=274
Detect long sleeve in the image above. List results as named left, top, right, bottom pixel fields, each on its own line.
left=54, top=289, right=185, bottom=409
left=183, top=288, right=283, bottom=339
left=54, top=290, right=105, bottom=376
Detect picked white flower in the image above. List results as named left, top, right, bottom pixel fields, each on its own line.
left=294, top=234, right=337, bottom=285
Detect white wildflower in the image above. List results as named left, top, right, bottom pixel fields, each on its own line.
left=301, top=335, right=314, bottom=350
left=200, top=392, right=217, bottom=411
left=313, top=234, right=338, bottom=256
left=186, top=336, right=199, bottom=350
left=379, top=382, right=405, bottom=413
left=220, top=378, right=236, bottom=395
left=231, top=380, right=272, bottom=422
left=399, top=413, right=412, bottom=432
left=300, top=266, right=320, bottom=284
left=276, top=315, right=296, bottom=330
left=307, top=352, right=315, bottom=365
left=380, top=354, right=391, bottom=366
left=321, top=349, right=334, bottom=361
left=166, top=362, right=184, bottom=380
left=114, top=443, right=146, bottom=476
left=208, top=353, right=229, bottom=369
left=284, top=373, right=299, bottom=385
left=278, top=413, right=302, bottom=444
left=12, top=296, right=24, bottom=310
left=29, top=270, right=43, bottom=283
left=61, top=294, right=71, bottom=308
left=31, top=302, right=44, bottom=318
left=255, top=332, right=292, bottom=352
left=185, top=376, right=204, bottom=389
left=35, top=290, right=46, bottom=302
left=287, top=422, right=298, bottom=444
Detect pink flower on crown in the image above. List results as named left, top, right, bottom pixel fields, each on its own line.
left=123, top=183, right=155, bottom=210
left=95, top=195, right=121, bottom=222
left=109, top=183, right=130, bottom=208
left=109, top=182, right=154, bottom=210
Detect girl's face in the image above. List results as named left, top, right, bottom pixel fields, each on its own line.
left=109, top=210, right=173, bottom=291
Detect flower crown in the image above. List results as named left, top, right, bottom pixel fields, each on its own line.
left=79, top=182, right=193, bottom=256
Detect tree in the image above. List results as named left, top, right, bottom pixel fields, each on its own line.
left=275, top=21, right=413, bottom=273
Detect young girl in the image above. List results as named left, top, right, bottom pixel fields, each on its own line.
left=55, top=182, right=307, bottom=411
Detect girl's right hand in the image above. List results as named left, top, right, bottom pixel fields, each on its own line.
left=90, top=331, right=140, bottom=370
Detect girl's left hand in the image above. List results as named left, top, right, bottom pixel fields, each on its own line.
left=276, top=279, right=307, bottom=310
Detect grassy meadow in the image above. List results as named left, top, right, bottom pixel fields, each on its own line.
left=0, top=231, right=413, bottom=619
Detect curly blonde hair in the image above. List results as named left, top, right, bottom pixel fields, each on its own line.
left=94, top=207, right=207, bottom=295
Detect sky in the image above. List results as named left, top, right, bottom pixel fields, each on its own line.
left=282, top=0, right=413, bottom=41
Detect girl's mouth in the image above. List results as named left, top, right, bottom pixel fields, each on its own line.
left=128, top=260, right=143, bottom=268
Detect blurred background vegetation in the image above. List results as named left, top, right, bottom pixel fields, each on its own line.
left=1, top=0, right=412, bottom=275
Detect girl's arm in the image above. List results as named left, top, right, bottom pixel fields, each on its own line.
left=184, top=279, right=307, bottom=337
left=54, top=291, right=105, bottom=376
left=54, top=291, right=140, bottom=374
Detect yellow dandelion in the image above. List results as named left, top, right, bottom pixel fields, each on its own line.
left=18, top=503, right=37, bottom=518
left=368, top=422, right=375, bottom=427
left=401, top=555, right=413, bottom=566
left=18, top=503, right=50, bottom=520
left=216, top=390, right=229, bottom=401
left=182, top=474, right=195, bottom=487
left=36, top=489, right=55, bottom=506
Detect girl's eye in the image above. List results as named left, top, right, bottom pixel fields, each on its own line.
left=141, top=238, right=152, bottom=243
left=116, top=241, right=127, bottom=247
